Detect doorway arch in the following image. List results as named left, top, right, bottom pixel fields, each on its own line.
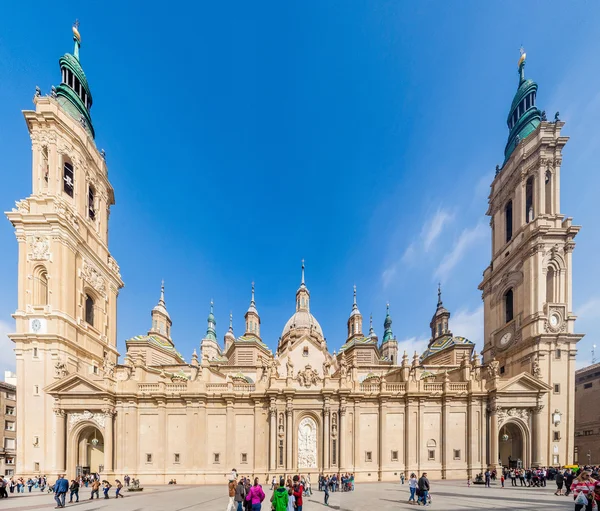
left=70, top=424, right=105, bottom=476
left=499, top=420, right=529, bottom=468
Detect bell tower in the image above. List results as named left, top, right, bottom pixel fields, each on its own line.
left=479, top=49, right=583, bottom=466
left=5, top=23, right=123, bottom=477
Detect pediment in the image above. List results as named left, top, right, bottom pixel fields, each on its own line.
left=44, top=373, right=110, bottom=396
left=494, top=372, right=552, bottom=395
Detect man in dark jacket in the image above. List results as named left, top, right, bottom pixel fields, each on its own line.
left=418, top=472, right=430, bottom=506
left=234, top=478, right=246, bottom=511
left=53, top=475, right=69, bottom=508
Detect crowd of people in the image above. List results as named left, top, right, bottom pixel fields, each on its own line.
left=226, top=469, right=308, bottom=511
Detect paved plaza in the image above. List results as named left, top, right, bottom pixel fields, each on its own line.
left=0, top=480, right=573, bottom=510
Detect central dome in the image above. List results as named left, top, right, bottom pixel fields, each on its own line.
left=281, top=310, right=323, bottom=339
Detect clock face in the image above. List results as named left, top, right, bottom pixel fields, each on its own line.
left=500, top=332, right=512, bottom=346
left=31, top=319, right=41, bottom=333
left=550, top=313, right=559, bottom=327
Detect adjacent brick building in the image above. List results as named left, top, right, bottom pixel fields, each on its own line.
left=574, top=362, right=600, bottom=465
left=1, top=379, right=17, bottom=477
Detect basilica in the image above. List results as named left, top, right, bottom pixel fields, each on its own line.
left=6, top=25, right=583, bottom=483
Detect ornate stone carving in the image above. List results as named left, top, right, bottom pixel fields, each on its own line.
left=487, top=358, right=500, bottom=380
left=69, top=410, right=106, bottom=431
left=296, top=365, right=320, bottom=388
left=103, top=354, right=115, bottom=378
left=54, top=360, right=68, bottom=378
left=323, top=359, right=331, bottom=376
left=339, top=357, right=348, bottom=381
left=297, top=417, right=317, bottom=468
left=497, top=407, right=530, bottom=426
left=107, top=256, right=121, bottom=279
left=13, top=199, right=30, bottom=214
left=286, top=357, right=294, bottom=378
left=82, top=261, right=106, bottom=295
left=29, top=235, right=50, bottom=261
left=331, top=412, right=338, bottom=438
left=278, top=413, right=285, bottom=437
left=532, top=355, right=542, bottom=379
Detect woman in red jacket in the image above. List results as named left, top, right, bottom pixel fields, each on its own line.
left=292, top=475, right=304, bottom=511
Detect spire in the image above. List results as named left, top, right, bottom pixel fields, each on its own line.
left=503, top=46, right=541, bottom=162
left=296, top=260, right=310, bottom=312
left=437, top=282, right=442, bottom=308
left=349, top=285, right=361, bottom=317
left=160, top=279, right=166, bottom=305
left=245, top=282, right=261, bottom=338
left=369, top=313, right=375, bottom=338
left=301, top=259, right=306, bottom=287
left=382, top=303, right=394, bottom=343
left=229, top=311, right=234, bottom=333
left=149, top=279, right=172, bottom=340
left=55, top=21, right=95, bottom=138
left=247, top=281, right=258, bottom=315
left=205, top=299, right=217, bottom=341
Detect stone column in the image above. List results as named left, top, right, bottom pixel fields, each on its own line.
left=339, top=402, right=347, bottom=471
left=378, top=399, right=386, bottom=480
left=489, top=404, right=499, bottom=468
left=441, top=396, right=448, bottom=479
left=269, top=405, right=277, bottom=471
left=198, top=400, right=207, bottom=475
left=353, top=401, right=360, bottom=470
left=286, top=403, right=293, bottom=472
left=226, top=399, right=235, bottom=469
left=156, top=399, right=166, bottom=480
left=323, top=407, right=330, bottom=471
left=102, top=407, right=114, bottom=472
left=53, top=408, right=66, bottom=474
left=532, top=404, right=544, bottom=467
left=186, top=400, right=198, bottom=470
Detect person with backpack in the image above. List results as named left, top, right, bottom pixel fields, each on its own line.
left=271, top=478, right=289, bottom=511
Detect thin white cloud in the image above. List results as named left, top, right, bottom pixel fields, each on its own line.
left=434, top=220, right=487, bottom=283
left=577, top=297, right=600, bottom=320
left=450, top=305, right=484, bottom=350
left=381, top=207, right=454, bottom=288
left=0, top=319, right=16, bottom=377
left=396, top=335, right=431, bottom=359
left=422, top=209, right=454, bottom=253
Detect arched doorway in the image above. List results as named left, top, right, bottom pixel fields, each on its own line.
left=499, top=421, right=527, bottom=468
left=75, top=426, right=104, bottom=476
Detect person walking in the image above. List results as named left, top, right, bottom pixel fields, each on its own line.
left=115, top=479, right=124, bottom=498
left=102, top=480, right=111, bottom=499
left=571, top=470, right=596, bottom=511
left=555, top=470, right=565, bottom=496
left=408, top=473, right=418, bottom=504
left=484, top=470, right=491, bottom=488
left=246, top=477, right=265, bottom=511
left=324, top=478, right=330, bottom=506
left=53, top=474, right=68, bottom=508
left=271, top=478, right=289, bottom=511
left=68, top=479, right=79, bottom=503
left=226, top=475, right=237, bottom=511
left=418, top=472, right=430, bottom=506
left=0, top=477, right=8, bottom=499
left=235, top=478, right=246, bottom=511
left=90, top=478, right=100, bottom=499
left=566, top=470, right=575, bottom=497
left=400, top=473, right=405, bottom=485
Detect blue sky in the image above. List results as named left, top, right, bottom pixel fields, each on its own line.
left=1, top=2, right=599, bottom=375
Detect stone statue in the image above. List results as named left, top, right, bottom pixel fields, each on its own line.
left=532, top=356, right=542, bottom=379
left=322, top=359, right=331, bottom=377
left=487, top=358, right=500, bottom=379
left=541, top=110, right=547, bottom=121
left=339, top=357, right=348, bottom=380
left=54, top=360, right=68, bottom=378
left=554, top=111, right=560, bottom=122
left=286, top=357, right=294, bottom=378
left=296, top=365, right=320, bottom=388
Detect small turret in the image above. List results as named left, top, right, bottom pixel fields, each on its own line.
left=346, top=285, right=363, bottom=341
left=380, top=303, right=398, bottom=364
left=244, top=282, right=261, bottom=339
left=224, top=312, right=235, bottom=351
left=429, top=284, right=451, bottom=341
left=148, top=280, right=173, bottom=343
left=200, top=300, right=221, bottom=361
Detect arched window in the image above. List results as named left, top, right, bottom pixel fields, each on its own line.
left=63, top=161, right=74, bottom=197
left=437, top=323, right=442, bottom=336
left=504, top=289, right=514, bottom=323
left=88, top=185, right=96, bottom=220
left=41, top=146, right=49, bottom=185
left=34, top=268, right=48, bottom=306
left=505, top=200, right=513, bottom=242
left=85, top=294, right=95, bottom=326
left=546, top=267, right=556, bottom=304
left=351, top=323, right=355, bottom=335
left=525, top=176, right=534, bottom=223
left=545, top=171, right=552, bottom=214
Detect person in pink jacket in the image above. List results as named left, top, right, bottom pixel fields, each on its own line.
left=246, top=477, right=266, bottom=511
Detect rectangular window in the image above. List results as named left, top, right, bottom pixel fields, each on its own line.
left=34, top=385, right=39, bottom=395
left=34, top=462, right=40, bottom=472
left=584, top=382, right=593, bottom=389
left=241, top=453, right=247, bottom=464
left=391, top=450, right=399, bottom=462
left=6, top=407, right=15, bottom=416
left=5, top=421, right=15, bottom=431
left=453, top=449, right=461, bottom=460
left=174, top=453, right=180, bottom=463
left=428, top=450, right=435, bottom=461
left=365, top=451, right=372, bottom=462
left=214, top=453, right=220, bottom=464
left=5, top=469, right=14, bottom=476
left=553, top=455, right=559, bottom=465
left=553, top=431, right=561, bottom=441
left=63, top=162, right=74, bottom=197
left=33, top=347, right=38, bottom=358
left=332, top=439, right=337, bottom=466
left=5, top=457, right=14, bottom=465
left=303, top=346, right=309, bottom=357
left=88, top=187, right=96, bottom=220
left=279, top=440, right=284, bottom=467
left=555, top=349, right=561, bottom=359
left=146, top=453, right=152, bottom=463
left=4, top=438, right=16, bottom=449
left=6, top=392, right=15, bottom=400
left=554, top=384, right=560, bottom=394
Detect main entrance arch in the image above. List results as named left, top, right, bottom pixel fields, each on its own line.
left=499, top=420, right=528, bottom=468
left=72, top=425, right=105, bottom=476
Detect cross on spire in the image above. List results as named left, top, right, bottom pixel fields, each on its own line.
left=301, top=259, right=305, bottom=286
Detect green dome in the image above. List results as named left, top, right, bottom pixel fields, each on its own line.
left=503, top=53, right=541, bottom=162
left=55, top=24, right=95, bottom=139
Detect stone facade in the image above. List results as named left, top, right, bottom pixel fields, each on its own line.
left=6, top=31, right=583, bottom=483
left=574, top=363, right=600, bottom=465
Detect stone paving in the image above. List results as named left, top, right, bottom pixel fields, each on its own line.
left=0, top=480, right=573, bottom=510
